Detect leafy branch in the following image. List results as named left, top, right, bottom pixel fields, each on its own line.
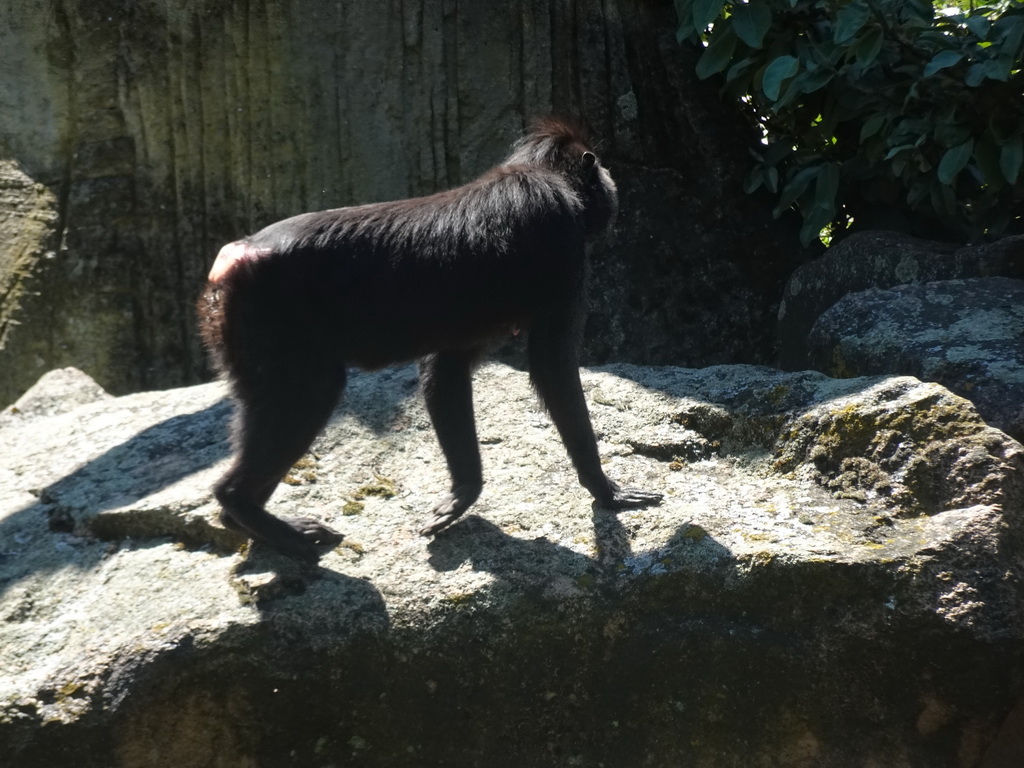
left=675, top=0, right=1024, bottom=244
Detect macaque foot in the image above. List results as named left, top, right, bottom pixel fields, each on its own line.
left=419, top=484, right=482, bottom=537
left=281, top=516, right=345, bottom=546
left=220, top=509, right=343, bottom=562
left=598, top=485, right=664, bottom=510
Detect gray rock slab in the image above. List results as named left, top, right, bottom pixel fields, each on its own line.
left=1, top=366, right=112, bottom=423
left=778, top=231, right=1024, bottom=369
left=1, top=363, right=1022, bottom=766
left=808, top=277, right=1024, bottom=442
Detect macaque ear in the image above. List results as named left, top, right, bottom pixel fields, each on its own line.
left=581, top=151, right=598, bottom=179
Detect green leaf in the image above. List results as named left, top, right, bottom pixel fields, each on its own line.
left=834, top=0, right=870, bottom=44
left=815, top=162, right=840, bottom=209
left=674, top=0, right=693, bottom=26
left=676, top=21, right=697, bottom=42
left=999, top=16, right=1024, bottom=58
left=859, top=114, right=886, bottom=143
left=692, top=0, right=726, bottom=30
left=675, top=0, right=697, bottom=40
left=891, top=117, right=930, bottom=145
left=725, top=56, right=758, bottom=84
left=731, top=3, right=772, bottom=49
left=854, top=25, right=884, bottom=67
left=799, top=204, right=834, bottom=247
left=965, top=63, right=986, bottom=87
left=965, top=15, right=990, bottom=38
left=762, top=55, right=799, bottom=101
left=744, top=166, right=764, bottom=194
left=765, top=165, right=780, bottom=193
left=695, top=27, right=738, bottom=79
left=923, top=50, right=964, bottom=77
left=934, top=118, right=970, bottom=148
left=763, top=141, right=794, bottom=166
left=773, top=70, right=811, bottom=111
left=1001, top=136, right=1023, bottom=184
left=801, top=67, right=834, bottom=92
left=773, top=165, right=818, bottom=217
left=982, top=56, right=1011, bottom=81
left=884, top=143, right=914, bottom=160
left=937, top=140, right=973, bottom=184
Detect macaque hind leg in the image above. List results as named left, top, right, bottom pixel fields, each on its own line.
left=216, top=366, right=346, bottom=561
left=418, top=351, right=484, bottom=536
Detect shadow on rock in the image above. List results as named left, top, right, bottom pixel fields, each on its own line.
left=229, top=545, right=390, bottom=635
left=425, top=511, right=733, bottom=601
left=0, top=400, right=234, bottom=597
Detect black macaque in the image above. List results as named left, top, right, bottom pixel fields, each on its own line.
left=198, top=117, right=663, bottom=562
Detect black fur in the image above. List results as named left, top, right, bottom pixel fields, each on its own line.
left=198, top=117, right=661, bottom=561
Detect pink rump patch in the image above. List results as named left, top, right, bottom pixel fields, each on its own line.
left=207, top=241, right=269, bottom=282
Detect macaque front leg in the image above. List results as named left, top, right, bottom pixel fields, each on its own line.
left=527, top=318, right=663, bottom=510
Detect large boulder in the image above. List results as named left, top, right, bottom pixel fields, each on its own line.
left=777, top=231, right=1024, bottom=369
left=807, top=277, right=1024, bottom=442
left=1, top=363, right=1022, bottom=766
